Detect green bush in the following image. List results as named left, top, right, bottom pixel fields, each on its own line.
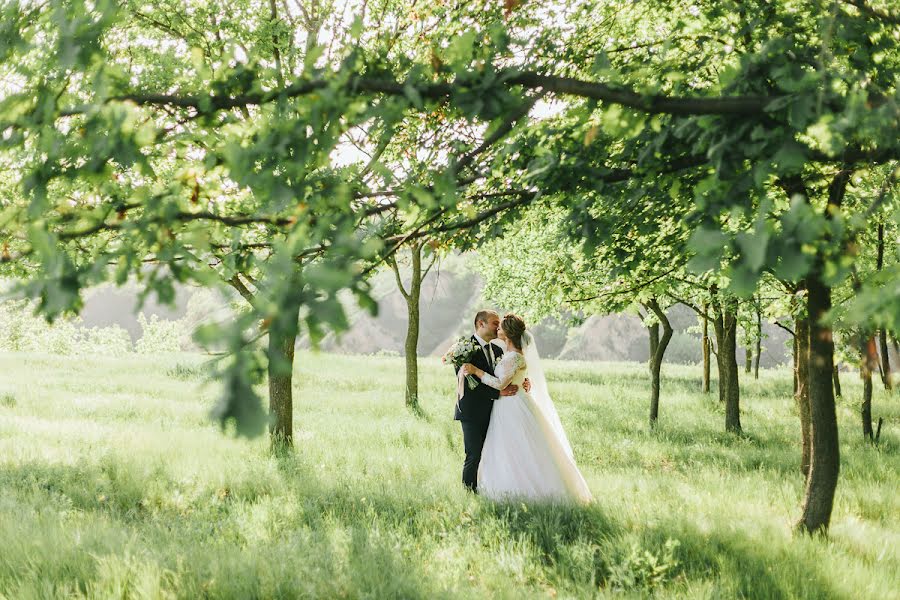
left=135, top=314, right=187, bottom=354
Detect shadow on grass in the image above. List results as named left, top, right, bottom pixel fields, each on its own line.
left=638, top=520, right=841, bottom=599
left=0, top=454, right=858, bottom=599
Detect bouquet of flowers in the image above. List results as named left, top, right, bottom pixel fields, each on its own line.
left=442, top=336, right=480, bottom=391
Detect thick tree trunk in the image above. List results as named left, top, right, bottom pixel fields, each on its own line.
left=796, top=316, right=811, bottom=477
left=795, top=165, right=849, bottom=535
left=268, top=325, right=297, bottom=450
left=646, top=299, right=673, bottom=427
left=712, top=295, right=741, bottom=433
left=226, top=271, right=299, bottom=451
left=832, top=364, right=842, bottom=398
left=797, top=273, right=840, bottom=534
left=702, top=303, right=711, bottom=393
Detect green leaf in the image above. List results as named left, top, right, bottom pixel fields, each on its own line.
left=736, top=230, right=769, bottom=271
left=772, top=140, right=807, bottom=172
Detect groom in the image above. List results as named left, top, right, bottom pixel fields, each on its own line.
left=454, top=309, right=528, bottom=493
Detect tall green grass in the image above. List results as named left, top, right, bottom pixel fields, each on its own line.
left=0, top=351, right=897, bottom=599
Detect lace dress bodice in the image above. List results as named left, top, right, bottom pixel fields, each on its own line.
left=480, top=351, right=527, bottom=390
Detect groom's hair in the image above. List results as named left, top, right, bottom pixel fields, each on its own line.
left=474, top=309, right=499, bottom=327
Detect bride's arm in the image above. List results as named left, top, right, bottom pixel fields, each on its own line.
left=466, top=354, right=522, bottom=391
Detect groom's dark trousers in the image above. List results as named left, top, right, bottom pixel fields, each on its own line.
left=460, top=420, right=490, bottom=492
left=454, top=336, right=503, bottom=493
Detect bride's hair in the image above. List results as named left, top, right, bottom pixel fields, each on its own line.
left=501, top=313, right=527, bottom=349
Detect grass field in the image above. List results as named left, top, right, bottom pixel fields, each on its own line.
left=0, top=351, right=898, bottom=599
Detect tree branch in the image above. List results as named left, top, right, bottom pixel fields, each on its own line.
left=838, top=0, right=900, bottom=24
left=774, top=320, right=796, bottom=337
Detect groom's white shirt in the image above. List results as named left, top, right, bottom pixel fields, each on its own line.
left=473, top=332, right=499, bottom=366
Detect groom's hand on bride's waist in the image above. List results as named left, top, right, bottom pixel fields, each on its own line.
left=499, top=378, right=530, bottom=397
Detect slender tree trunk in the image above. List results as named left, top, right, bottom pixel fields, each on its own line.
left=754, top=301, right=762, bottom=380
left=390, top=242, right=430, bottom=416
left=702, top=303, right=711, bottom=393
left=723, top=312, right=741, bottom=433
left=712, top=293, right=741, bottom=433
left=879, top=330, right=892, bottom=391
left=832, top=364, right=842, bottom=398
left=876, top=223, right=892, bottom=391
left=647, top=318, right=659, bottom=415
left=403, top=250, right=423, bottom=414
left=796, top=316, right=811, bottom=477
left=745, top=347, right=752, bottom=374
left=861, top=335, right=878, bottom=441
left=793, top=332, right=799, bottom=397
left=646, top=299, right=673, bottom=427
left=715, top=319, right=726, bottom=405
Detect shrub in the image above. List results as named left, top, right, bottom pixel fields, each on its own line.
left=135, top=314, right=186, bottom=354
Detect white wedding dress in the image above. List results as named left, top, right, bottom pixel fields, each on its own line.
left=477, top=333, right=592, bottom=504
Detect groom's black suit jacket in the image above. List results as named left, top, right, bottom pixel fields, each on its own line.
left=453, top=336, right=503, bottom=423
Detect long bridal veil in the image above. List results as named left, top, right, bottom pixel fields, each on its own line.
left=522, top=331, right=575, bottom=459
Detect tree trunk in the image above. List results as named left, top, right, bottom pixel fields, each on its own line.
left=754, top=301, right=762, bottom=380
left=268, top=325, right=297, bottom=450
left=796, top=316, right=811, bottom=477
left=797, top=272, right=840, bottom=534
left=647, top=319, right=659, bottom=418
left=712, top=293, right=741, bottom=433
left=879, top=330, right=892, bottom=392
left=390, top=242, right=429, bottom=416
left=793, top=332, right=799, bottom=397
left=723, top=313, right=741, bottom=433
left=795, top=165, right=850, bottom=535
left=702, top=303, right=711, bottom=393
left=745, top=347, right=752, bottom=374
left=646, top=299, right=673, bottom=427
left=266, top=271, right=303, bottom=451
left=404, top=250, right=423, bottom=414
left=876, top=223, right=892, bottom=391
left=832, top=364, right=842, bottom=398
left=861, top=335, right=878, bottom=441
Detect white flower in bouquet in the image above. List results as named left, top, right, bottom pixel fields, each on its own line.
left=442, top=337, right=480, bottom=390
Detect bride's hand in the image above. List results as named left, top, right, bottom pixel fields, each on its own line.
left=461, top=363, right=480, bottom=376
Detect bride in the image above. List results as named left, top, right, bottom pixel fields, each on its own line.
left=461, top=313, right=592, bottom=504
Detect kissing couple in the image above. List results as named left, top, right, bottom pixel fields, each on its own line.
left=453, top=310, right=592, bottom=503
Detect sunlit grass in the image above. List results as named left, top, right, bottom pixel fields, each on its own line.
left=0, top=351, right=898, bottom=598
